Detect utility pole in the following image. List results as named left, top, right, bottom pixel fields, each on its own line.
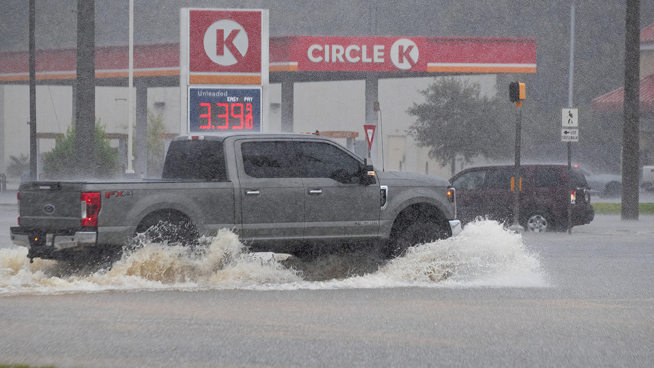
left=75, top=0, right=96, bottom=177
left=567, top=0, right=576, bottom=234
left=622, top=0, right=640, bottom=220
left=29, top=0, right=36, bottom=181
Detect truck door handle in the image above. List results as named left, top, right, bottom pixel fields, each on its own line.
left=245, top=190, right=260, bottom=196
left=308, top=189, right=323, bottom=195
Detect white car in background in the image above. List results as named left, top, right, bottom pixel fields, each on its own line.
left=641, top=166, right=654, bottom=192
left=575, top=166, right=622, bottom=198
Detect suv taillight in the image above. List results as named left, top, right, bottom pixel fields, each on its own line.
left=570, top=189, right=576, bottom=204
left=81, top=192, right=101, bottom=227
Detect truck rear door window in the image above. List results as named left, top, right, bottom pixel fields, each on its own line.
left=241, top=141, right=302, bottom=178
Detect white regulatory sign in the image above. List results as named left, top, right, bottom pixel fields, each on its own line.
left=561, top=128, right=579, bottom=142
left=562, top=108, right=578, bottom=127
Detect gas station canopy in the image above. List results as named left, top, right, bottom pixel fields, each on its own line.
left=0, top=36, right=536, bottom=84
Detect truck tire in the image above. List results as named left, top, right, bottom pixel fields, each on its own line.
left=136, top=211, right=199, bottom=246
left=386, top=218, right=450, bottom=258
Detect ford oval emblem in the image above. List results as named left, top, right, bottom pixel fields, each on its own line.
left=43, top=204, right=56, bottom=214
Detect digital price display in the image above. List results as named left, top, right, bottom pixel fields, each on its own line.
left=189, top=87, right=262, bottom=132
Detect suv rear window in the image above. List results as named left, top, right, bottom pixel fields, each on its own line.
left=570, top=169, right=588, bottom=187
left=535, top=167, right=560, bottom=188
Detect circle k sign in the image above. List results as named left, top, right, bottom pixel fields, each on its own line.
left=299, top=36, right=426, bottom=72
left=189, top=9, right=262, bottom=73
left=203, top=19, right=249, bottom=67
left=390, top=38, right=419, bottom=70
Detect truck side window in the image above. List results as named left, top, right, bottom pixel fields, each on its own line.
left=297, top=142, right=362, bottom=184
left=241, top=141, right=301, bottom=178
left=162, top=140, right=227, bottom=181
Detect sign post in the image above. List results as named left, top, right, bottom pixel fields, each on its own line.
left=562, top=107, right=579, bottom=234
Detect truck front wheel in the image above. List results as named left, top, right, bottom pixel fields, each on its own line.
left=386, top=216, right=450, bottom=258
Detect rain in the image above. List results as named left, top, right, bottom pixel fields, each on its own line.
left=1, top=1, right=654, bottom=367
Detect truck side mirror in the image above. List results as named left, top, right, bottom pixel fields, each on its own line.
left=360, top=158, right=376, bottom=185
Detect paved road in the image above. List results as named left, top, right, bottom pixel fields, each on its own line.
left=1, top=212, right=653, bottom=367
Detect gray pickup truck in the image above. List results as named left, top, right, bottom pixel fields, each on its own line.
left=11, top=133, right=460, bottom=263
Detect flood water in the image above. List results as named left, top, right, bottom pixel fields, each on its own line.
left=0, top=220, right=547, bottom=295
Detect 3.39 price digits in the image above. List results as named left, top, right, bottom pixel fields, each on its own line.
left=198, top=103, right=253, bottom=130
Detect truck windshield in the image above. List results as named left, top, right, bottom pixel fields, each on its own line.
left=162, top=140, right=227, bottom=181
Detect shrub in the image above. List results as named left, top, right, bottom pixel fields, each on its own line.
left=42, top=122, right=119, bottom=179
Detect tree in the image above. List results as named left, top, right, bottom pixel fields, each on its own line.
left=407, top=77, right=514, bottom=175
left=146, top=110, right=168, bottom=177
left=6, top=154, right=30, bottom=178
left=42, top=122, right=119, bottom=179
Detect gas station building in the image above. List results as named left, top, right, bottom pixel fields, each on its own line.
left=0, top=12, right=536, bottom=179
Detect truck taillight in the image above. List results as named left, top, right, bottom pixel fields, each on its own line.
left=81, top=192, right=101, bottom=227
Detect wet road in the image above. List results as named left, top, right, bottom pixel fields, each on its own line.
left=1, top=197, right=653, bottom=366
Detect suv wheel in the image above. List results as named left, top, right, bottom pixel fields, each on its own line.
left=523, top=212, right=552, bottom=233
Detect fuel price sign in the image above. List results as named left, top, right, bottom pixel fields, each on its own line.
left=189, top=87, right=261, bottom=132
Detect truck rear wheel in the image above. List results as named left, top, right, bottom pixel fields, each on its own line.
left=136, top=211, right=199, bottom=246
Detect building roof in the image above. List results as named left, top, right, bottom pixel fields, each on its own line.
left=592, top=74, right=654, bottom=112
left=591, top=23, right=654, bottom=112
left=641, top=22, right=654, bottom=47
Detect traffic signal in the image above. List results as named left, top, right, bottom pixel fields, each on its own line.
left=509, top=82, right=526, bottom=106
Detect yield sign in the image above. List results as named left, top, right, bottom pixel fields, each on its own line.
left=363, top=124, right=376, bottom=151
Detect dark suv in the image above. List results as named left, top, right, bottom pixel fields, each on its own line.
left=450, top=164, right=594, bottom=232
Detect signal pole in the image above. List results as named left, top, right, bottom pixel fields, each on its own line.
left=509, top=82, right=526, bottom=232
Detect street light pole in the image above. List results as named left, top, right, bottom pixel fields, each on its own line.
left=126, top=0, right=135, bottom=174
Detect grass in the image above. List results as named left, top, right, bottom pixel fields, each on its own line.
left=592, top=202, right=654, bottom=215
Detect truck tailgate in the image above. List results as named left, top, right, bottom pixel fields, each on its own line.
left=19, top=181, right=85, bottom=231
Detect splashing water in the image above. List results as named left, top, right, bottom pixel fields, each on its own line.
left=0, top=220, right=547, bottom=295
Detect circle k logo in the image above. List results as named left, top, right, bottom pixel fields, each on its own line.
left=391, top=38, right=419, bottom=70
left=203, top=19, right=249, bottom=66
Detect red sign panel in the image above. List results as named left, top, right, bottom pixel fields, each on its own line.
left=270, top=36, right=536, bottom=74
left=189, top=9, right=262, bottom=74
left=364, top=124, right=376, bottom=151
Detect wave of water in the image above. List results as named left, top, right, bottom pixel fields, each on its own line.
left=0, top=220, right=547, bottom=295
